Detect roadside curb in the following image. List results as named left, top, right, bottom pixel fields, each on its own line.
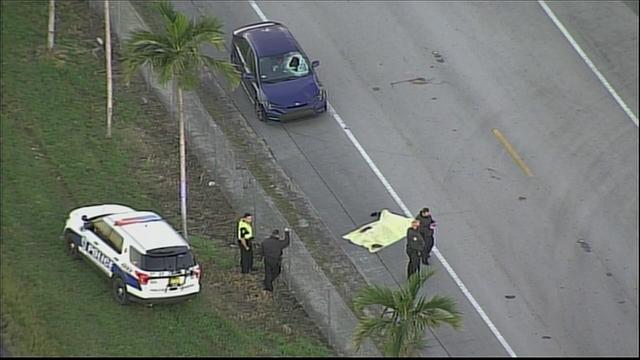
left=87, top=1, right=380, bottom=356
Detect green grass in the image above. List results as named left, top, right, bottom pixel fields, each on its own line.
left=0, top=0, right=331, bottom=356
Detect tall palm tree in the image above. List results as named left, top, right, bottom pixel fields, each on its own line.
left=123, top=1, right=239, bottom=240
left=352, top=270, right=463, bottom=357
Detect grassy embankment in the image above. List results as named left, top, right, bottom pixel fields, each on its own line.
left=0, top=0, right=332, bottom=356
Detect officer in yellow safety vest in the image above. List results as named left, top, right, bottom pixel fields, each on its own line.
left=237, top=213, right=254, bottom=274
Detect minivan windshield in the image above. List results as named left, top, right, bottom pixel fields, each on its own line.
left=258, top=51, right=310, bottom=83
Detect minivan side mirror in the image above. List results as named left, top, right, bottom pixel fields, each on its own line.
left=312, top=60, right=320, bottom=68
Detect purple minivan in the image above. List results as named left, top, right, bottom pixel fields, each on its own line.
left=231, top=21, right=327, bottom=122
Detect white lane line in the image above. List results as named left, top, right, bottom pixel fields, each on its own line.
left=247, top=0, right=517, bottom=357
left=248, top=0, right=268, bottom=23
left=538, top=0, right=638, bottom=127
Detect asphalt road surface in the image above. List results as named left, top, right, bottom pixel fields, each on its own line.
left=174, top=1, right=638, bottom=356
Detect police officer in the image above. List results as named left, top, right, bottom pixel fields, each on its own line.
left=406, top=219, right=425, bottom=279
left=237, top=213, right=254, bottom=274
left=416, top=207, right=436, bottom=265
left=260, top=228, right=291, bottom=292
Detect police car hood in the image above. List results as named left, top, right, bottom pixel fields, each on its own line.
left=69, top=204, right=135, bottom=222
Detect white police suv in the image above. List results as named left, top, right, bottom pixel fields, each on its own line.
left=62, top=204, right=201, bottom=305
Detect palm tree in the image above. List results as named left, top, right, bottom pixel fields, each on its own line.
left=352, top=270, right=463, bottom=357
left=123, top=1, right=240, bottom=240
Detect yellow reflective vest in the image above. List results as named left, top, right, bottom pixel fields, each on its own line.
left=237, top=219, right=253, bottom=240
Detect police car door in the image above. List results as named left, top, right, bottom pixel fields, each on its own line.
left=80, top=220, right=117, bottom=276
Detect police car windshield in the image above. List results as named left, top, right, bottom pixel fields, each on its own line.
left=141, top=250, right=195, bottom=271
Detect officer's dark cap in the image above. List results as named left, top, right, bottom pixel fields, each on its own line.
left=272, top=229, right=280, bottom=236
left=243, top=212, right=252, bottom=218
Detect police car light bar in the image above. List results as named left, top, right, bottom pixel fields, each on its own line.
left=114, top=214, right=162, bottom=226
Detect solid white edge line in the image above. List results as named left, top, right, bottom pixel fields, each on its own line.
left=249, top=0, right=268, bottom=23
left=538, top=0, right=639, bottom=127
left=247, top=1, right=517, bottom=356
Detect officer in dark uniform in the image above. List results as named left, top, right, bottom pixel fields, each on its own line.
left=260, top=228, right=291, bottom=292
left=237, top=213, right=254, bottom=274
left=416, top=207, right=436, bottom=265
left=406, top=219, right=425, bottom=279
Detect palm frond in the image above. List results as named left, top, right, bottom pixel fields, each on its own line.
left=122, top=4, right=240, bottom=90
left=404, top=269, right=435, bottom=304
left=156, top=1, right=178, bottom=31
left=415, top=295, right=463, bottom=330
left=353, top=284, right=398, bottom=315
left=386, top=322, right=409, bottom=357
left=189, top=16, right=226, bottom=51
left=122, top=30, right=174, bottom=83
left=403, top=331, right=428, bottom=356
left=351, top=268, right=463, bottom=356
left=352, top=317, right=393, bottom=352
left=201, top=56, right=241, bottom=89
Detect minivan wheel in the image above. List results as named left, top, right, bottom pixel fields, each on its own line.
left=112, top=276, right=129, bottom=305
left=255, top=102, right=267, bottom=122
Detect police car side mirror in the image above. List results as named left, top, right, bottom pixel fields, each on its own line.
left=311, top=60, right=320, bottom=68
left=242, top=72, right=255, bottom=81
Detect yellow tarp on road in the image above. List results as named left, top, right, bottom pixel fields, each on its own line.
left=342, top=209, right=413, bottom=253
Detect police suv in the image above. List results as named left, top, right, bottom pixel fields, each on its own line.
left=62, top=204, right=201, bottom=305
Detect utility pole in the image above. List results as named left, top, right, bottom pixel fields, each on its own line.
left=47, top=0, right=55, bottom=50
left=105, top=0, right=113, bottom=138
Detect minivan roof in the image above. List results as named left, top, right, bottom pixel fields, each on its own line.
left=244, top=24, right=299, bottom=57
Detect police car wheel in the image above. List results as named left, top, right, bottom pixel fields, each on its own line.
left=65, top=232, right=80, bottom=259
left=112, top=277, right=129, bottom=305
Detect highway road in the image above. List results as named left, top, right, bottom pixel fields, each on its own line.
left=174, top=1, right=638, bottom=356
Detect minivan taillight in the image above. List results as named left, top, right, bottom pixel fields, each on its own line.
left=135, top=271, right=150, bottom=285
left=192, top=266, right=201, bottom=279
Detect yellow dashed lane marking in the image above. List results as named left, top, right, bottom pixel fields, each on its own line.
left=492, top=128, right=534, bottom=177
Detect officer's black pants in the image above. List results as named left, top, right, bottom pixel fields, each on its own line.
left=263, top=256, right=281, bottom=291
left=421, top=235, right=434, bottom=265
left=239, top=240, right=253, bottom=273
left=407, top=250, right=422, bottom=279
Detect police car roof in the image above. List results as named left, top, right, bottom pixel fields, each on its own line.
left=105, top=211, right=189, bottom=252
